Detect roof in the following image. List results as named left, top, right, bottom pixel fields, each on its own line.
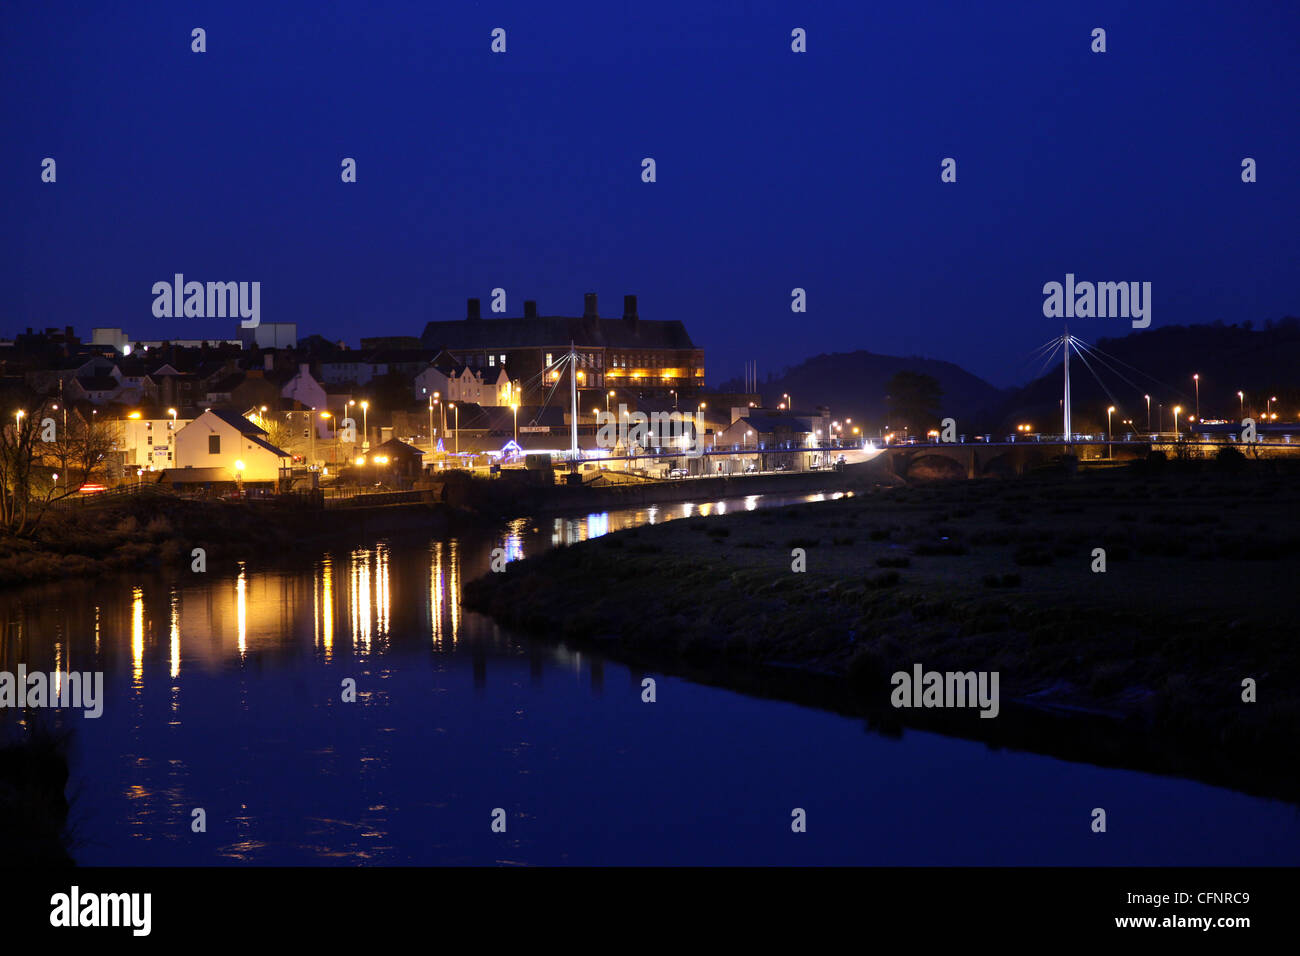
left=76, top=374, right=120, bottom=391
left=421, top=316, right=697, bottom=351
left=206, top=409, right=269, bottom=436
left=373, top=438, right=425, bottom=457
left=736, top=415, right=813, bottom=433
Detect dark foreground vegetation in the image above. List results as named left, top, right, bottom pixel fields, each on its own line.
left=0, top=724, right=73, bottom=866
left=465, top=461, right=1300, bottom=802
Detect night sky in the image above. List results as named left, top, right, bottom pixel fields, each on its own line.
left=3, top=0, right=1297, bottom=388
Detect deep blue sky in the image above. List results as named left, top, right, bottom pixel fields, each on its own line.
left=3, top=1, right=1297, bottom=387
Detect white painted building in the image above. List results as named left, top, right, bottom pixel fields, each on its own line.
left=173, top=409, right=290, bottom=482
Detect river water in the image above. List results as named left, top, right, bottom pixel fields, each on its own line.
left=1, top=492, right=1296, bottom=865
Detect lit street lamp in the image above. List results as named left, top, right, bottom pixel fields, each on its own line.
left=1144, top=394, right=1151, bottom=433
left=1107, top=406, right=1115, bottom=449
left=1237, top=391, right=1244, bottom=418
left=1193, top=373, right=1200, bottom=420
left=360, top=400, right=369, bottom=450
left=511, top=402, right=520, bottom=443
left=1173, top=405, right=1182, bottom=438
left=1268, top=396, right=1277, bottom=417
left=449, top=403, right=458, bottom=454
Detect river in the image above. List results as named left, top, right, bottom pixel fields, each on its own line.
left=2, top=491, right=1296, bottom=865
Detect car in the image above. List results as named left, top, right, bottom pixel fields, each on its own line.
left=774, top=463, right=789, bottom=472
left=744, top=463, right=757, bottom=473
left=669, top=468, right=689, bottom=479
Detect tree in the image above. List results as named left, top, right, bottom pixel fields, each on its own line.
left=0, top=402, right=112, bottom=536
left=885, top=371, right=944, bottom=435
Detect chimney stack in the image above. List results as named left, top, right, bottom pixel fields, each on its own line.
left=524, top=300, right=538, bottom=319
left=467, top=297, right=481, bottom=321
left=264, top=353, right=274, bottom=371
left=583, top=293, right=598, bottom=320
left=623, top=295, right=639, bottom=327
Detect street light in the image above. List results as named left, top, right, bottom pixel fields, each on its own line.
left=1237, top=391, right=1244, bottom=418
left=1173, top=405, right=1182, bottom=438
left=1107, top=406, right=1115, bottom=447
left=1268, top=396, right=1277, bottom=417
left=1193, top=374, right=1200, bottom=421
left=511, top=402, right=520, bottom=443
left=1144, top=394, right=1151, bottom=433
left=606, top=390, right=615, bottom=415
left=320, top=411, right=336, bottom=468
left=449, top=402, right=458, bottom=455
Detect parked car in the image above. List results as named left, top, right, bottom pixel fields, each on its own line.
left=669, top=468, right=689, bottom=479
left=774, top=463, right=789, bottom=472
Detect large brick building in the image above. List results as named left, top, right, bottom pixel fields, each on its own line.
left=419, top=293, right=704, bottom=406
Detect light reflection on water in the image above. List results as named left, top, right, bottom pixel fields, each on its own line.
left=1, top=489, right=1296, bottom=866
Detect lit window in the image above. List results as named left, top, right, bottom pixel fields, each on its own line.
left=545, top=353, right=553, bottom=366
left=488, top=355, right=495, bottom=366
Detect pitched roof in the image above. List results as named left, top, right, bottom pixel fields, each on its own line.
left=207, top=409, right=269, bottom=436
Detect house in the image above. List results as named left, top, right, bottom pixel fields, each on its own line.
left=172, top=409, right=290, bottom=483
left=281, top=364, right=329, bottom=434
left=414, top=356, right=513, bottom=406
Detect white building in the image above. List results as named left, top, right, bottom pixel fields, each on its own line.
left=173, top=409, right=290, bottom=482
left=113, top=415, right=191, bottom=470
left=415, top=361, right=512, bottom=406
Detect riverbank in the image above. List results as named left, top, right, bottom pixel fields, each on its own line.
left=464, top=465, right=1300, bottom=803
left=0, top=493, right=461, bottom=590
left=0, top=467, right=875, bottom=590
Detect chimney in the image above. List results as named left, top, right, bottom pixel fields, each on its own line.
left=467, top=297, right=481, bottom=321
left=583, top=293, right=598, bottom=320
left=524, top=300, right=538, bottom=320
left=263, top=353, right=273, bottom=371
left=623, top=295, right=639, bottom=328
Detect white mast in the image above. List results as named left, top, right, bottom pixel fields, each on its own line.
left=1062, top=328, right=1072, bottom=441
left=569, top=341, right=579, bottom=459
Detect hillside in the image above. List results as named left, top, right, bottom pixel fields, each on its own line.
left=715, top=350, right=1006, bottom=436
left=991, top=320, right=1300, bottom=435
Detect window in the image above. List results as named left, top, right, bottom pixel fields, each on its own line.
left=488, top=355, right=495, bottom=367
left=545, top=353, right=553, bottom=367
left=500, top=354, right=506, bottom=365
left=209, top=435, right=220, bottom=455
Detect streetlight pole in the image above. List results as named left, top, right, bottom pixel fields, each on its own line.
left=1144, top=394, right=1151, bottom=433
left=1173, top=405, right=1181, bottom=439
left=360, top=401, right=369, bottom=450
left=1268, top=396, right=1277, bottom=418
left=1237, top=391, right=1244, bottom=419
left=512, top=402, right=519, bottom=444
left=1193, top=374, right=1200, bottom=421
left=1107, top=406, right=1115, bottom=454
left=450, top=403, right=458, bottom=455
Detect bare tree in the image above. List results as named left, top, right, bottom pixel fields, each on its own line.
left=0, top=402, right=113, bottom=536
